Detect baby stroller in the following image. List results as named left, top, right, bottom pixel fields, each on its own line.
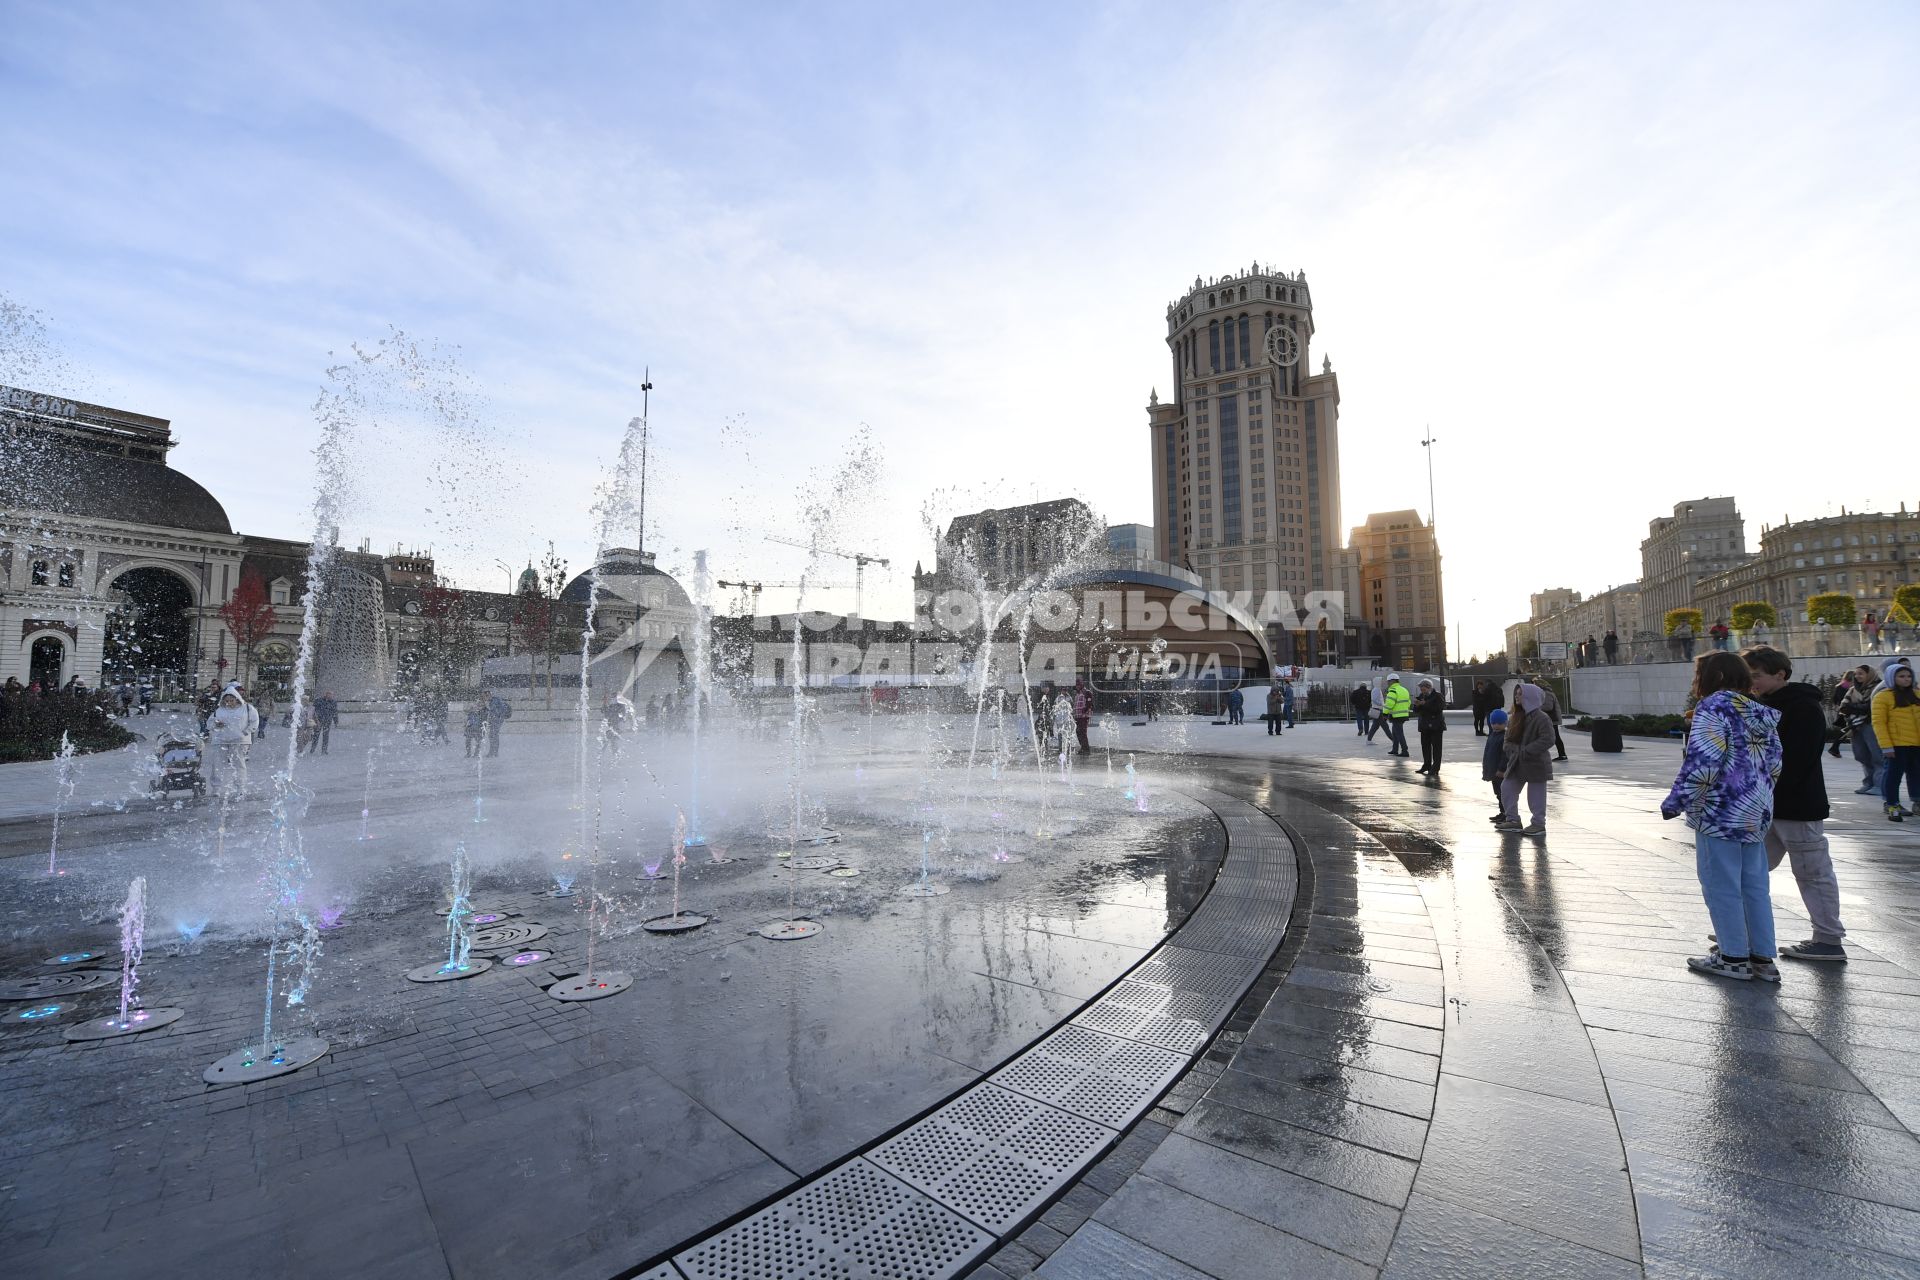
left=151, top=736, right=207, bottom=804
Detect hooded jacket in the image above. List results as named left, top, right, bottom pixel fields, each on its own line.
left=1660, top=690, right=1783, bottom=842
left=1503, top=684, right=1556, bottom=782
left=1872, top=665, right=1920, bottom=749
left=206, top=687, right=257, bottom=746
left=1759, top=681, right=1830, bottom=822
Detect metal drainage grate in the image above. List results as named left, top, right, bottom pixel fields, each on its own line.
left=674, top=1158, right=991, bottom=1280
left=1070, top=1000, right=1209, bottom=1054
left=1169, top=918, right=1285, bottom=960
left=868, top=1082, right=1115, bottom=1234
left=1129, top=949, right=1261, bottom=1001
left=990, top=1025, right=1189, bottom=1128
left=632, top=1266, right=681, bottom=1280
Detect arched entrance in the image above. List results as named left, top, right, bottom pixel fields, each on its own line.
left=104, top=566, right=196, bottom=685
left=29, top=635, right=67, bottom=689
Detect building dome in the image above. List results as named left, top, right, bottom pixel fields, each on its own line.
left=516, top=563, right=540, bottom=594
left=0, top=446, right=232, bottom=535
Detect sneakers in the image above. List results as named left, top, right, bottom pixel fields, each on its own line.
left=1688, top=953, right=1753, bottom=981
left=1493, top=818, right=1522, bottom=831
left=1518, top=823, right=1546, bottom=837
left=1489, top=812, right=1511, bottom=823
left=1750, top=958, right=1782, bottom=984
left=1780, top=940, right=1848, bottom=962
left=1889, top=805, right=1905, bottom=823
left=1855, top=784, right=1880, bottom=795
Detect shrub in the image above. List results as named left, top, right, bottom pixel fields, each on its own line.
left=0, top=695, right=137, bottom=763
left=1664, top=608, right=1704, bottom=636
left=1572, top=713, right=1688, bottom=737
left=1891, top=584, right=1920, bottom=626
left=1730, top=601, right=1777, bottom=631
left=1806, top=593, right=1858, bottom=627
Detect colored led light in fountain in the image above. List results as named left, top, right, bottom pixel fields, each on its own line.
left=50, top=952, right=96, bottom=964
left=18, top=1004, right=63, bottom=1020
left=470, top=913, right=502, bottom=925
left=507, top=952, right=540, bottom=966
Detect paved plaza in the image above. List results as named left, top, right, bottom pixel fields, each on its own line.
left=1, top=713, right=1917, bottom=1278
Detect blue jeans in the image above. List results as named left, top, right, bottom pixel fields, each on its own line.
left=1883, top=745, right=1920, bottom=807
left=1850, top=722, right=1883, bottom=787
left=1387, top=718, right=1409, bottom=753
left=1695, top=832, right=1775, bottom=960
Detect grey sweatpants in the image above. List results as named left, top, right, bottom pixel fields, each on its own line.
left=1764, top=819, right=1846, bottom=944
left=1499, top=778, right=1546, bottom=825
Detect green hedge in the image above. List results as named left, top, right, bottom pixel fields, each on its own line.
left=0, top=696, right=137, bottom=763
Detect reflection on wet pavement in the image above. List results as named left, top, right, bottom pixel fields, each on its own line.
left=1041, top=740, right=1920, bottom=1280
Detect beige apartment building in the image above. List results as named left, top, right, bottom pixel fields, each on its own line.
left=1147, top=264, right=1343, bottom=664
left=1347, top=510, right=1445, bottom=670
left=1639, top=497, right=1750, bottom=626
left=1694, top=508, right=1920, bottom=627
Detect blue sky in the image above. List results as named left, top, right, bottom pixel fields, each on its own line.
left=4, top=0, right=1916, bottom=653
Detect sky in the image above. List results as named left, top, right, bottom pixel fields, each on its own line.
left=3, top=0, right=1916, bottom=655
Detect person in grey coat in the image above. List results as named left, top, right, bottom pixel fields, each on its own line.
left=1495, top=684, right=1555, bottom=835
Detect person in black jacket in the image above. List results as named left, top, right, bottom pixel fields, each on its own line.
left=1413, top=679, right=1447, bottom=775
left=1744, top=647, right=1847, bottom=961
left=1470, top=679, right=1493, bottom=735
left=1348, top=683, right=1371, bottom=736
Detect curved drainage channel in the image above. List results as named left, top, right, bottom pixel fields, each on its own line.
left=621, top=787, right=1301, bottom=1280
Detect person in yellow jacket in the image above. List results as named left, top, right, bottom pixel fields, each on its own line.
left=1872, top=661, right=1920, bottom=821
left=1381, top=675, right=1413, bottom=758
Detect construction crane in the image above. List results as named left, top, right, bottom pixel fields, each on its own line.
left=716, top=579, right=851, bottom=617
left=762, top=536, right=891, bottom=621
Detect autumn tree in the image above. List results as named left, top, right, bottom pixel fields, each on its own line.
left=218, top=568, right=279, bottom=689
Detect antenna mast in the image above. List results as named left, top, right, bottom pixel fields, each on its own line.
left=637, top=369, right=652, bottom=557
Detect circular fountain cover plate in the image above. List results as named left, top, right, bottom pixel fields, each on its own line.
left=789, top=856, right=840, bottom=871
left=643, top=913, right=710, bottom=934
left=470, top=923, right=549, bottom=951
left=550, top=888, right=578, bottom=898
left=43, top=951, right=105, bottom=967
left=898, top=883, right=952, bottom=898
left=758, top=920, right=823, bottom=941
left=991, top=853, right=1028, bottom=863
left=0, top=970, right=116, bottom=1001
left=827, top=867, right=862, bottom=878
left=549, top=971, right=632, bottom=1001
left=63, top=1006, right=185, bottom=1042
left=406, top=958, right=495, bottom=983
left=502, top=950, right=553, bottom=967
left=9, top=1002, right=73, bottom=1023
left=204, top=1035, right=329, bottom=1086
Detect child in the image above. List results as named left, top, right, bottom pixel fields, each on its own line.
left=463, top=702, right=486, bottom=759
left=1482, top=707, right=1509, bottom=821
left=1661, top=651, right=1783, bottom=982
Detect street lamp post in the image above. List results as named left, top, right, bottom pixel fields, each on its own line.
left=1420, top=429, right=1450, bottom=700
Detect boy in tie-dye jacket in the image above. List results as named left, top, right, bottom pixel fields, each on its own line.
left=1661, top=653, right=1783, bottom=982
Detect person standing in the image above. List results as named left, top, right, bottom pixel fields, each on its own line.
left=1413, top=679, right=1446, bottom=775
left=1072, top=680, right=1092, bottom=754
left=1264, top=682, right=1284, bottom=736
left=1885, top=615, right=1903, bottom=654
left=1282, top=678, right=1296, bottom=728
left=1349, top=683, right=1371, bottom=736
left=1224, top=684, right=1243, bottom=726
left=1382, top=675, right=1412, bottom=758
left=1661, top=652, right=1783, bottom=982
left=1675, top=620, right=1696, bottom=660
left=1838, top=666, right=1883, bottom=794
left=484, top=691, right=512, bottom=757
left=1863, top=612, right=1881, bottom=653
left=311, top=691, right=338, bottom=755
left=1744, top=647, right=1848, bottom=961
left=1470, top=680, right=1490, bottom=736
left=1709, top=620, right=1731, bottom=652
left=1495, top=685, right=1554, bottom=835
left=205, top=685, right=258, bottom=796
left=1873, top=662, right=1920, bottom=822
left=1482, top=706, right=1510, bottom=821
left=1603, top=629, right=1619, bottom=665
left=254, top=686, right=275, bottom=742
left=1531, top=675, right=1569, bottom=760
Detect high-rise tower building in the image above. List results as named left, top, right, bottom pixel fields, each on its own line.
left=1147, top=265, right=1342, bottom=662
